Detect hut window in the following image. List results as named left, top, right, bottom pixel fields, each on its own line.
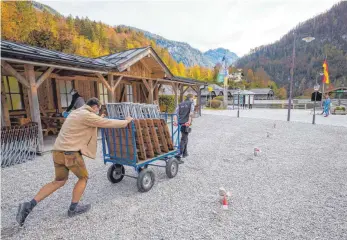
left=59, top=80, right=74, bottom=108
left=98, top=83, right=108, bottom=104
left=126, top=85, right=133, bottom=102
left=2, top=76, right=24, bottom=111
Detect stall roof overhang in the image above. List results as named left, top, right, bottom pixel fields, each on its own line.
left=0, top=40, right=115, bottom=72
left=97, top=47, right=173, bottom=78
left=172, top=76, right=207, bottom=86
left=1, top=40, right=204, bottom=86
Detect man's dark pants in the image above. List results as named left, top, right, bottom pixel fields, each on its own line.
left=179, top=125, right=189, bottom=156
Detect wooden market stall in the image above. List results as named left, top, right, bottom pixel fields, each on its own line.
left=1, top=40, right=205, bottom=154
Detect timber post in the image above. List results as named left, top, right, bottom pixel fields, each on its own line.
left=24, top=64, right=44, bottom=153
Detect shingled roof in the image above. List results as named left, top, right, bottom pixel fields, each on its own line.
left=1, top=40, right=115, bottom=70
left=97, top=46, right=172, bottom=76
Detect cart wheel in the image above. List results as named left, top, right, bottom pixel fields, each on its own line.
left=137, top=165, right=148, bottom=173
left=107, top=164, right=125, bottom=183
left=137, top=169, right=155, bottom=192
left=166, top=158, right=179, bottom=178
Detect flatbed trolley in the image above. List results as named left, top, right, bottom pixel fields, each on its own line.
left=101, top=114, right=180, bottom=192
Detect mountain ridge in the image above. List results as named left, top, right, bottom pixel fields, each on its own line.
left=123, top=25, right=238, bottom=68
left=236, top=1, right=347, bottom=96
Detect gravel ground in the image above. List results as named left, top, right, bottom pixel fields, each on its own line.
left=1, top=115, right=347, bottom=240
left=203, top=108, right=347, bottom=127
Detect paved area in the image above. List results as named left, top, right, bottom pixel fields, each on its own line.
left=203, top=108, right=347, bottom=127
left=1, top=115, right=347, bottom=239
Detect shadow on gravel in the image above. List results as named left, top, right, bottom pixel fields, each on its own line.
left=1, top=226, right=21, bottom=239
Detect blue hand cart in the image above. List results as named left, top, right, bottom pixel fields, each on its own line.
left=101, top=114, right=181, bottom=192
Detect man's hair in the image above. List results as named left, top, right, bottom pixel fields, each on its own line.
left=86, top=97, right=100, bottom=107
left=186, top=94, right=193, bottom=100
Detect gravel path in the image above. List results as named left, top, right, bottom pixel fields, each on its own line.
left=1, top=115, right=347, bottom=240
left=203, top=108, right=347, bottom=127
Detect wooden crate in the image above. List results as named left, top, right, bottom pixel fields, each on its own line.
left=106, top=127, right=137, bottom=160
left=153, top=119, right=169, bottom=153
left=104, top=118, right=174, bottom=163
left=160, top=119, right=174, bottom=150
left=145, top=119, right=161, bottom=155
left=138, top=119, right=155, bottom=159
left=134, top=120, right=147, bottom=161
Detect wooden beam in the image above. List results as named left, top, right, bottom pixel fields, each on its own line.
left=1, top=77, right=11, bottom=126
left=107, top=73, right=115, bottom=103
left=153, top=80, right=159, bottom=90
left=140, top=84, right=148, bottom=102
left=36, top=67, right=54, bottom=87
left=142, top=79, right=150, bottom=91
left=1, top=61, right=29, bottom=88
left=24, top=64, right=44, bottom=152
left=96, top=73, right=112, bottom=92
left=170, top=82, right=178, bottom=95
left=154, top=84, right=159, bottom=102
left=132, top=82, right=137, bottom=103
left=112, top=76, right=123, bottom=92
left=148, top=79, right=153, bottom=103
left=179, top=85, right=184, bottom=102
left=140, top=59, right=151, bottom=72
left=119, top=85, right=126, bottom=102
left=182, top=86, right=191, bottom=95
left=112, top=72, right=198, bottom=86
left=116, top=50, right=151, bottom=72
left=191, top=86, right=199, bottom=94
left=53, top=74, right=98, bottom=81
left=197, top=87, right=202, bottom=116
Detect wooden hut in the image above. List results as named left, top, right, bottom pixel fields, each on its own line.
left=1, top=40, right=205, bottom=153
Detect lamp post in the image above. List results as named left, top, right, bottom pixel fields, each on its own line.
left=312, top=83, right=320, bottom=124
left=287, top=31, right=296, bottom=121
left=237, top=89, right=240, bottom=118
left=287, top=34, right=316, bottom=122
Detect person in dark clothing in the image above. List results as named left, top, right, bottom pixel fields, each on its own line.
left=174, top=94, right=194, bottom=163
left=64, top=89, right=85, bottom=114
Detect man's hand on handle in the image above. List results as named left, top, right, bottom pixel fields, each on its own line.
left=125, top=116, right=134, bottom=124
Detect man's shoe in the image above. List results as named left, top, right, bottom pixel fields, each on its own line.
left=16, top=202, right=33, bottom=226
left=68, top=203, right=91, bottom=217
left=177, top=159, right=185, bottom=164
left=174, top=154, right=182, bottom=159
left=183, top=153, right=189, bottom=158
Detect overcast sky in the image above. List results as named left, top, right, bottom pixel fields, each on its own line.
left=38, top=0, right=341, bottom=57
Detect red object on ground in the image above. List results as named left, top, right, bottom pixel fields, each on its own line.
left=222, top=195, right=228, bottom=209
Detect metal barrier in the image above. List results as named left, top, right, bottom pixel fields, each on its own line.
left=1, top=123, right=39, bottom=168
left=106, top=103, right=161, bottom=119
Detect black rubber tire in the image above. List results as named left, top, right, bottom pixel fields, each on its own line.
left=137, top=165, right=148, bottom=173
left=137, top=169, right=155, bottom=192
left=166, top=158, right=179, bottom=178
left=107, top=164, right=125, bottom=183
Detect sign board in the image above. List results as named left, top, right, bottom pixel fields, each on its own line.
left=217, top=73, right=224, bottom=83
left=224, top=77, right=228, bottom=87
left=207, top=86, right=213, bottom=92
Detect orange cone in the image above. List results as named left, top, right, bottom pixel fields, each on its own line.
left=222, top=195, right=228, bottom=210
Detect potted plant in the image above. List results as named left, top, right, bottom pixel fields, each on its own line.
left=332, top=106, right=346, bottom=115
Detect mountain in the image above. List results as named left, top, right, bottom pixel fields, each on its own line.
left=32, top=1, right=61, bottom=16
left=126, top=26, right=238, bottom=68
left=236, top=1, right=347, bottom=96
left=1, top=1, right=218, bottom=82
left=204, top=48, right=239, bottom=66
